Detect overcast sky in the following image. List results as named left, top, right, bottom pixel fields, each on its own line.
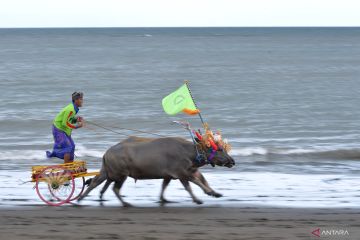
left=1, top=0, right=359, bottom=28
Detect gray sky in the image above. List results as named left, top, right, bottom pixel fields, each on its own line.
left=1, top=0, right=359, bottom=28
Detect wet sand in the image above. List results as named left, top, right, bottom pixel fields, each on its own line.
left=0, top=206, right=359, bottom=240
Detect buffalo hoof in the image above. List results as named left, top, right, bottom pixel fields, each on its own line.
left=207, top=191, right=223, bottom=198
left=122, top=202, right=133, bottom=208
left=212, top=192, right=223, bottom=198
left=159, top=198, right=173, bottom=205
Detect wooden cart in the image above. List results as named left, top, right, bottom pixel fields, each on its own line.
left=31, top=161, right=99, bottom=206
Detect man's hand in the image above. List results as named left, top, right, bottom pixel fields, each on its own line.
left=77, top=116, right=84, bottom=122
left=77, top=120, right=84, bottom=128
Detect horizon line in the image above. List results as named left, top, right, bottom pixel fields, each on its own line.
left=0, top=26, right=359, bottom=29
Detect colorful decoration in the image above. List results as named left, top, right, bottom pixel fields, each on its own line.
left=195, top=123, right=231, bottom=153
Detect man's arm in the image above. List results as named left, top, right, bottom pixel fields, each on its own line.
left=62, top=110, right=79, bottom=129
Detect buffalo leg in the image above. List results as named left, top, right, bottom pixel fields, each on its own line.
left=99, top=179, right=113, bottom=201
left=78, top=173, right=106, bottom=201
left=159, top=178, right=171, bottom=204
left=112, top=176, right=132, bottom=207
left=198, top=172, right=222, bottom=197
left=191, top=171, right=223, bottom=198
left=180, top=179, right=203, bottom=205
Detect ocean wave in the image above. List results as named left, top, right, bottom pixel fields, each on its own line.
left=2, top=145, right=360, bottom=162
left=0, top=145, right=104, bottom=161
left=230, top=147, right=268, bottom=156
left=75, top=145, right=104, bottom=158
left=230, top=146, right=360, bottom=159
left=0, top=150, right=46, bottom=161
left=230, top=134, right=360, bottom=144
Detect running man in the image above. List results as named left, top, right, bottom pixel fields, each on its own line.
left=46, top=92, right=84, bottom=163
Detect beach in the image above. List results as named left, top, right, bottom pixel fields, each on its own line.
left=1, top=206, right=359, bottom=240
left=1, top=27, right=360, bottom=239
left=1, top=28, right=360, bottom=209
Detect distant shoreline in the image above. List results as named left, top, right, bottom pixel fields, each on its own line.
left=0, top=26, right=359, bottom=29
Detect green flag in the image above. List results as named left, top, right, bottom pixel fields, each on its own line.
left=162, top=84, right=200, bottom=115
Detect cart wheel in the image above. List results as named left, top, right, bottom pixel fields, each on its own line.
left=35, top=165, right=75, bottom=206
left=69, top=177, right=85, bottom=201
left=49, top=176, right=85, bottom=202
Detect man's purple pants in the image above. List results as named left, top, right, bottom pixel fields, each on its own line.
left=46, top=125, right=75, bottom=160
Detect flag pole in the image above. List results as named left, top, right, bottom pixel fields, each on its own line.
left=184, top=80, right=206, bottom=126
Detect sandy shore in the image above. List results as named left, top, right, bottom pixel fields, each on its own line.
left=0, top=206, right=359, bottom=240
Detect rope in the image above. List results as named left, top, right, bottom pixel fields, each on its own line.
left=108, top=124, right=166, bottom=137
left=86, top=120, right=166, bottom=137
left=83, top=123, right=102, bottom=136
left=86, top=121, right=134, bottom=137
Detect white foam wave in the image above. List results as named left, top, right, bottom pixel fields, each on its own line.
left=1, top=144, right=359, bottom=161
left=0, top=150, right=46, bottom=161
left=274, top=148, right=320, bottom=155
left=230, top=147, right=268, bottom=156
left=75, top=144, right=104, bottom=158
left=230, top=134, right=360, bottom=144
left=230, top=146, right=360, bottom=157
left=0, top=145, right=104, bottom=161
left=230, top=147, right=321, bottom=157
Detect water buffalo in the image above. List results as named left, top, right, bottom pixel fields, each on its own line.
left=78, top=136, right=235, bottom=206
